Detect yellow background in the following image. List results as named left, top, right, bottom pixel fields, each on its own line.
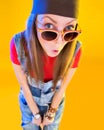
left=0, top=0, right=104, bottom=130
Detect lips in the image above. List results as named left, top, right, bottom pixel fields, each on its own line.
left=53, top=50, right=59, bottom=52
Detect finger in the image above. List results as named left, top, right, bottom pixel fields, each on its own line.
left=42, top=120, right=48, bottom=126
left=43, top=120, right=50, bottom=126
left=42, top=121, right=45, bottom=126
left=45, top=117, right=53, bottom=123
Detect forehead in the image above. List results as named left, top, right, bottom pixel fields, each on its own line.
left=36, top=14, right=77, bottom=24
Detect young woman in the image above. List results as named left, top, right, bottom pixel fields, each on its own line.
left=10, top=0, right=82, bottom=129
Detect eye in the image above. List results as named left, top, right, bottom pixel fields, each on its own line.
left=64, top=25, right=75, bottom=31
left=44, top=23, right=54, bottom=29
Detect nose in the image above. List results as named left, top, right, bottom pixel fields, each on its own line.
left=56, top=33, right=64, bottom=44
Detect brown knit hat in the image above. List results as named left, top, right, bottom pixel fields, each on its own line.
left=31, top=0, right=79, bottom=18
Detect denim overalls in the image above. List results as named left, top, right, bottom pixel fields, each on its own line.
left=13, top=32, right=81, bottom=130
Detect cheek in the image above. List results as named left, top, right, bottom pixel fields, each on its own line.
left=36, top=32, right=49, bottom=50
left=36, top=32, right=45, bottom=47
left=37, top=31, right=41, bottom=41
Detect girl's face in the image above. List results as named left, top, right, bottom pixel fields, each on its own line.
left=36, top=14, right=77, bottom=57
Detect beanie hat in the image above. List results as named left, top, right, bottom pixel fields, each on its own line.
left=31, top=0, right=79, bottom=18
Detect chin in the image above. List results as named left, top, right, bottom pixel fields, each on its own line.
left=47, top=53, right=59, bottom=57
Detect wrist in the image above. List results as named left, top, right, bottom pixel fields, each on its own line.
left=33, top=112, right=41, bottom=120
left=44, top=106, right=58, bottom=120
left=48, top=106, right=58, bottom=113
left=45, top=111, right=55, bottom=120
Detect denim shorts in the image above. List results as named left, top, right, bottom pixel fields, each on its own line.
left=18, top=77, right=65, bottom=130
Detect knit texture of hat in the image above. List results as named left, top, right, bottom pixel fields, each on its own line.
left=31, top=0, right=79, bottom=18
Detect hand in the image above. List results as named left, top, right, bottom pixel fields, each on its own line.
left=32, top=116, right=42, bottom=126
left=42, top=112, right=55, bottom=126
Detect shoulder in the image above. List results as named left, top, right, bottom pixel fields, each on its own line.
left=10, top=31, right=26, bottom=51
left=13, top=31, right=26, bottom=45
left=70, top=41, right=82, bottom=68
left=10, top=31, right=26, bottom=56
left=10, top=32, right=22, bottom=48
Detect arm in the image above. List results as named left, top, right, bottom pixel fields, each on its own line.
left=10, top=37, right=39, bottom=115
left=12, top=63, right=39, bottom=115
left=10, top=38, right=42, bottom=125
left=12, top=63, right=42, bottom=125
left=51, top=68, right=77, bottom=108
left=42, top=68, right=77, bottom=126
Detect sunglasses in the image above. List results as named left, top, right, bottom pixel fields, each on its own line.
left=37, top=22, right=81, bottom=42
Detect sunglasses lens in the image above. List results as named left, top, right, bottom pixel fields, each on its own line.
left=41, top=31, right=57, bottom=41
left=64, top=32, right=79, bottom=41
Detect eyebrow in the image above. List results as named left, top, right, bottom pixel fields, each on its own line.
left=41, top=16, right=57, bottom=24
left=65, top=20, right=77, bottom=26
left=41, top=16, right=76, bottom=25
